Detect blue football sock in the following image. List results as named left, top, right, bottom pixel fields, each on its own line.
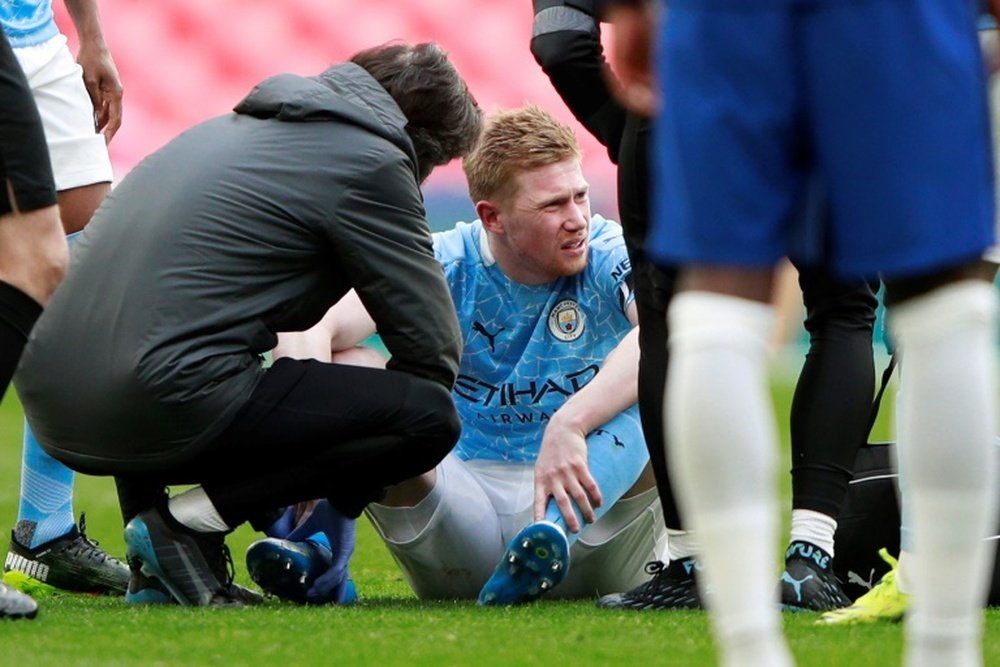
left=14, top=232, right=83, bottom=549
left=15, top=422, right=75, bottom=548
left=542, top=409, right=649, bottom=547
left=304, top=531, right=331, bottom=550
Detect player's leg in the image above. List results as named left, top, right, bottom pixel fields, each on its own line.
left=555, top=486, right=671, bottom=601
left=647, top=6, right=802, bottom=665
left=887, top=270, right=997, bottom=667
left=367, top=454, right=506, bottom=599
left=0, top=31, right=63, bottom=619
left=479, top=409, right=652, bottom=605
left=5, top=34, right=121, bottom=595
left=781, top=266, right=878, bottom=611
left=804, top=0, right=997, bottom=662
left=120, top=359, right=461, bottom=606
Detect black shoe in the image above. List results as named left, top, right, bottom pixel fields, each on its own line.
left=123, top=504, right=235, bottom=607
left=779, top=541, right=851, bottom=612
left=5, top=514, right=129, bottom=595
left=597, top=558, right=702, bottom=610
left=126, top=556, right=263, bottom=607
left=0, top=581, right=37, bottom=619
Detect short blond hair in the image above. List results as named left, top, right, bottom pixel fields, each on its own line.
left=463, top=105, right=580, bottom=204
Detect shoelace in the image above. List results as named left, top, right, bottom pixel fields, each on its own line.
left=643, top=560, right=667, bottom=577
left=215, top=543, right=236, bottom=588
left=625, top=561, right=668, bottom=600
left=67, top=513, right=123, bottom=565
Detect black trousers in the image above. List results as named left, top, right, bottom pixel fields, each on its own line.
left=790, top=265, right=879, bottom=518
left=115, top=358, right=461, bottom=528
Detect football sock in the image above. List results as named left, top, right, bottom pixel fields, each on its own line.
left=15, top=424, right=74, bottom=548
left=891, top=281, right=998, bottom=664
left=666, top=529, right=700, bottom=562
left=0, top=280, right=41, bottom=403
left=168, top=486, right=230, bottom=533
left=14, top=232, right=83, bottom=548
left=789, top=509, right=837, bottom=558
left=666, top=292, right=787, bottom=661
left=542, top=411, right=650, bottom=547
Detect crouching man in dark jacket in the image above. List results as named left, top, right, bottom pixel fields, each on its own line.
left=14, top=41, right=482, bottom=607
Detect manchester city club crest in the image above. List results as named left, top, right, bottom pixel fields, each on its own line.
left=548, top=299, right=584, bottom=341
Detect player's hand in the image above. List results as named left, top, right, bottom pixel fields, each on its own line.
left=605, top=3, right=658, bottom=116
left=76, top=39, right=123, bottom=144
left=533, top=416, right=603, bottom=533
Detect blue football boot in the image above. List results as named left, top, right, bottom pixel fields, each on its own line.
left=246, top=537, right=356, bottom=605
left=478, top=521, right=569, bottom=606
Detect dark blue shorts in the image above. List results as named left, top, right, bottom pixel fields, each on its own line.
left=648, top=0, right=995, bottom=279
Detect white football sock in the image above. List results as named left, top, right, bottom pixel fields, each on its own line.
left=891, top=280, right=998, bottom=667
left=167, top=486, right=230, bottom=533
left=666, top=292, right=790, bottom=667
left=666, top=529, right=701, bottom=562
left=789, top=508, right=837, bottom=557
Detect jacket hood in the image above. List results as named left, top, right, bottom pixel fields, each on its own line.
left=233, top=62, right=415, bottom=161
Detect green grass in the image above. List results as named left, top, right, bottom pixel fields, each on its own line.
left=0, top=363, right=997, bottom=666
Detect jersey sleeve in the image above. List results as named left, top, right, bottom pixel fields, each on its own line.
left=588, top=217, right=635, bottom=319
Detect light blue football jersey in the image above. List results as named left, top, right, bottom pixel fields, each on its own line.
left=0, top=1, right=57, bottom=48
left=434, top=215, right=637, bottom=463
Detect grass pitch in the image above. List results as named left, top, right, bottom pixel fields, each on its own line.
left=0, top=363, right=997, bottom=666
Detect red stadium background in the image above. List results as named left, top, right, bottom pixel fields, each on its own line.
left=54, top=0, right=620, bottom=229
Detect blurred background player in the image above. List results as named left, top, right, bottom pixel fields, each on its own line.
left=1, top=0, right=128, bottom=596
left=0, top=27, right=70, bottom=618
left=609, top=2, right=998, bottom=666
left=531, top=0, right=880, bottom=613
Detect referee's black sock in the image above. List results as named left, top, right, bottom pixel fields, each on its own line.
left=0, top=280, right=42, bottom=402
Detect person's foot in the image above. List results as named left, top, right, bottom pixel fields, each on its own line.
left=246, top=537, right=356, bottom=605
left=596, top=557, right=702, bottom=610
left=124, top=559, right=172, bottom=605
left=477, top=521, right=569, bottom=606
left=123, top=504, right=237, bottom=607
left=817, top=549, right=910, bottom=625
left=4, top=514, right=129, bottom=595
left=0, top=581, right=37, bottom=619
left=125, top=558, right=264, bottom=606
left=779, top=541, right=852, bottom=612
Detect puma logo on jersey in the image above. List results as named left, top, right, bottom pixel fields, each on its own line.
left=472, top=321, right=504, bottom=353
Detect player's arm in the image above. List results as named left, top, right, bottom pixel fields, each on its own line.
left=63, top=0, right=122, bottom=142
left=530, top=0, right=627, bottom=160
left=533, top=301, right=639, bottom=532
left=989, top=0, right=1000, bottom=22
left=275, top=290, right=377, bottom=362
left=331, top=153, right=462, bottom=389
